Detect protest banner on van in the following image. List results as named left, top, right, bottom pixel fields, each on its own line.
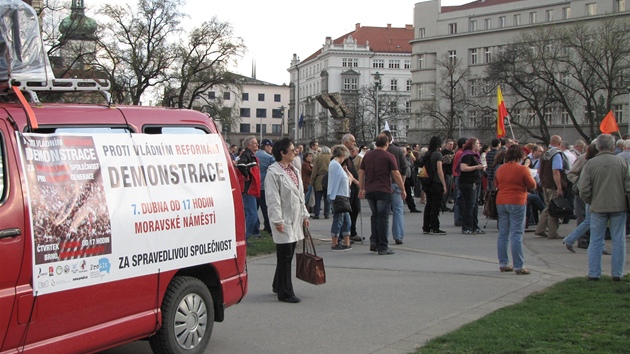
left=19, top=133, right=236, bottom=295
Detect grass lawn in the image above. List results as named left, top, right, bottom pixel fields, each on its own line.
left=246, top=231, right=276, bottom=257
left=417, top=277, right=630, bottom=353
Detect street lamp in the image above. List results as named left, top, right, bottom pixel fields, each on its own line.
left=279, top=105, right=285, bottom=138
left=374, top=72, right=382, bottom=138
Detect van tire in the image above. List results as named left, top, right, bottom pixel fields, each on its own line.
left=149, top=276, right=214, bottom=354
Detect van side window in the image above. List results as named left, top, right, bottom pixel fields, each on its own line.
left=144, top=126, right=208, bottom=135
left=47, top=127, right=132, bottom=134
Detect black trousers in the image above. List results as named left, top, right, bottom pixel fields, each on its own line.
left=404, top=178, right=417, bottom=211
left=423, top=183, right=443, bottom=231
left=273, top=242, right=297, bottom=300
left=350, top=187, right=360, bottom=236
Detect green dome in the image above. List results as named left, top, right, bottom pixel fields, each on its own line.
left=59, top=13, right=97, bottom=41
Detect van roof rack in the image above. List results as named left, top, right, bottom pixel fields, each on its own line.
left=0, top=78, right=112, bottom=106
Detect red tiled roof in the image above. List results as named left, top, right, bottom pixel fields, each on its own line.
left=302, top=24, right=414, bottom=63
left=442, top=0, right=526, bottom=13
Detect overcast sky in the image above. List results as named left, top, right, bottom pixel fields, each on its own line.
left=89, top=0, right=470, bottom=85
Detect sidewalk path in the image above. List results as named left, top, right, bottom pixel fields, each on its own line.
left=105, top=200, right=623, bottom=354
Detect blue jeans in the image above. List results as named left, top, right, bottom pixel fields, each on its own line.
left=589, top=211, right=626, bottom=278
left=391, top=183, right=404, bottom=240
left=314, top=189, right=330, bottom=218
left=497, top=204, right=526, bottom=270
left=330, top=209, right=351, bottom=237
left=459, top=182, right=480, bottom=231
left=366, top=191, right=392, bottom=251
left=305, top=185, right=313, bottom=209
left=242, top=193, right=259, bottom=239
left=564, top=204, right=591, bottom=246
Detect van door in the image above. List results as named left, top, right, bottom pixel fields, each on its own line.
left=0, top=117, right=27, bottom=351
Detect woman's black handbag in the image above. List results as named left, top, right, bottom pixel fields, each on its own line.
left=333, top=195, right=352, bottom=213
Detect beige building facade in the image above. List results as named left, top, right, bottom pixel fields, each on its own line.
left=411, top=0, right=630, bottom=144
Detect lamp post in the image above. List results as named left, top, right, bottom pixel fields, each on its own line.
left=259, top=112, right=263, bottom=142
left=279, top=105, right=285, bottom=138
left=374, top=72, right=382, bottom=138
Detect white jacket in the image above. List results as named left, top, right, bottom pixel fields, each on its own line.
left=265, top=162, right=310, bottom=244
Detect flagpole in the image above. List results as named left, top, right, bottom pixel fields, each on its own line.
left=506, top=116, right=516, bottom=140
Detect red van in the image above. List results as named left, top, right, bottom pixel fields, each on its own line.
left=0, top=2, right=247, bottom=353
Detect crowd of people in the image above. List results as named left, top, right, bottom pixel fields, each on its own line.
left=232, top=132, right=630, bottom=303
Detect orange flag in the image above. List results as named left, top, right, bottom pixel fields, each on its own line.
left=599, top=110, right=619, bottom=134
left=496, top=87, right=507, bottom=138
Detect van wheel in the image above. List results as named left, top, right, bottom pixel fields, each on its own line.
left=149, top=276, right=214, bottom=354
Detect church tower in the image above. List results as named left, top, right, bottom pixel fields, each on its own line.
left=56, top=0, right=97, bottom=72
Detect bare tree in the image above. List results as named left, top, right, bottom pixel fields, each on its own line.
left=420, top=53, right=471, bottom=139
left=166, top=18, right=245, bottom=109
left=487, top=18, right=630, bottom=143
left=95, top=0, right=184, bottom=105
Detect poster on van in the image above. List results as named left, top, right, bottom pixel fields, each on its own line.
left=18, top=133, right=236, bottom=295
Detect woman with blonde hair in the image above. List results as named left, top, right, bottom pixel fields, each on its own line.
left=327, top=144, right=355, bottom=251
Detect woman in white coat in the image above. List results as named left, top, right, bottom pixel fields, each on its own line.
left=265, top=138, right=311, bottom=303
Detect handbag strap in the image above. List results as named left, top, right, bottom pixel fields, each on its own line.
left=302, top=225, right=317, bottom=257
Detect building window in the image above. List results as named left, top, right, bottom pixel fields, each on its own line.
left=271, top=109, right=282, bottom=118
left=258, top=93, right=265, bottom=101
left=586, top=3, right=596, bottom=16
left=418, top=27, right=425, bottom=38
left=272, top=124, right=282, bottom=134
left=389, top=60, right=400, bottom=69
left=448, top=22, right=457, bottom=34
left=274, top=94, right=281, bottom=102
left=561, top=109, right=569, bottom=125
left=418, top=84, right=425, bottom=100
left=499, top=16, right=506, bottom=28
left=514, top=14, right=521, bottom=25
left=404, top=60, right=411, bottom=69
left=406, top=101, right=411, bottom=113
left=529, top=12, right=537, bottom=24
left=343, top=78, right=358, bottom=90
left=544, top=107, right=553, bottom=124
left=389, top=102, right=398, bottom=114
left=256, top=108, right=266, bottom=118
left=470, top=48, right=478, bottom=65
left=561, top=72, right=570, bottom=85
left=208, top=91, right=216, bottom=99
left=562, top=7, right=571, bottom=19
left=373, top=59, right=385, bottom=68
left=343, top=58, right=358, bottom=67
left=469, top=111, right=477, bottom=127
left=418, top=54, right=425, bottom=69
left=484, top=47, right=492, bottom=63
left=448, top=50, right=457, bottom=65
left=614, top=104, right=624, bottom=123
left=615, top=0, right=626, bottom=12
left=484, top=18, right=491, bottom=30
left=390, top=79, right=398, bottom=91
left=255, top=124, right=267, bottom=134
left=469, top=20, right=477, bottom=31
left=239, top=123, right=250, bottom=133
left=240, top=108, right=250, bottom=117
left=546, top=9, right=554, bottom=21
left=242, top=92, right=249, bottom=101
left=406, top=79, right=412, bottom=92
left=469, top=79, right=477, bottom=96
